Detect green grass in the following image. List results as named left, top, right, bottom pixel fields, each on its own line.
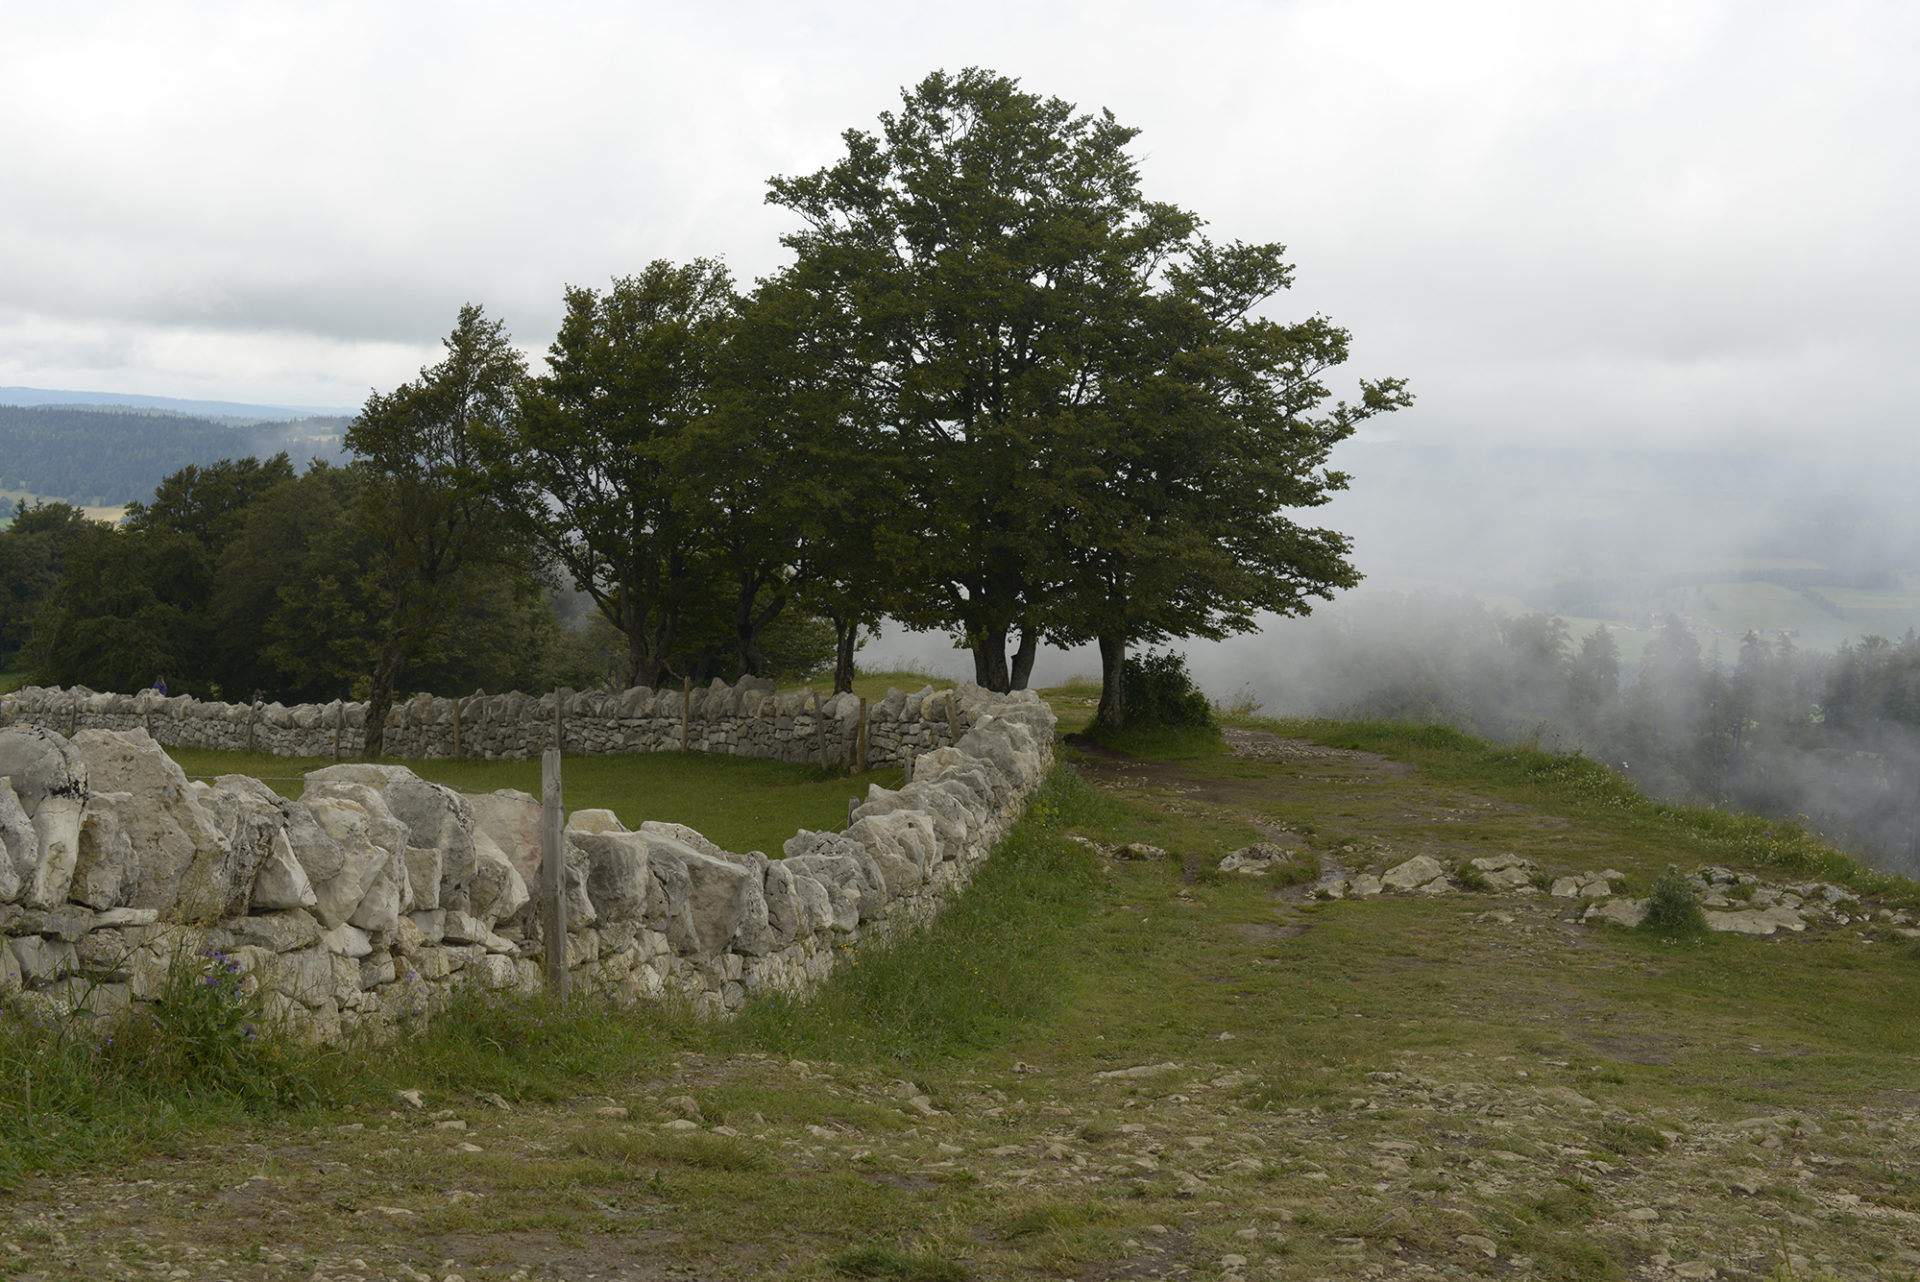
left=719, top=768, right=1108, bottom=1068
left=12, top=720, right=1920, bottom=1276
left=1258, top=717, right=1920, bottom=905
left=162, top=745, right=904, bottom=856
left=0, top=669, right=26, bottom=694
left=1073, top=721, right=1225, bottom=761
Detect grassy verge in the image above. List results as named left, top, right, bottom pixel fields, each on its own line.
left=1266, top=717, right=1920, bottom=904
left=162, top=746, right=903, bottom=857
left=0, top=669, right=26, bottom=695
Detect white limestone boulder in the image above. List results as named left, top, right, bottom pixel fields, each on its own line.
left=68, top=790, right=136, bottom=909
left=1381, top=854, right=1449, bottom=893
left=71, top=729, right=238, bottom=919
left=295, top=782, right=411, bottom=932
left=0, top=778, right=33, bottom=903
left=0, top=726, right=89, bottom=909
left=572, top=828, right=651, bottom=922
left=305, top=764, right=479, bottom=910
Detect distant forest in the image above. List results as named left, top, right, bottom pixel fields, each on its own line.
left=0, top=405, right=348, bottom=506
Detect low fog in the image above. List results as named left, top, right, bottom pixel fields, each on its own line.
left=866, top=440, right=1920, bottom=877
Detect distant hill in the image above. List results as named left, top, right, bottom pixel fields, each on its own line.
left=0, top=403, right=350, bottom=507
left=0, top=385, right=356, bottom=422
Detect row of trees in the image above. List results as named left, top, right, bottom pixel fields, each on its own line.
left=344, top=69, right=1406, bottom=747
left=5, top=69, right=1405, bottom=753
left=1282, top=593, right=1920, bottom=874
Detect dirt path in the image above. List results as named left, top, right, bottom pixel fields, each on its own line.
left=6, top=731, right=1920, bottom=1281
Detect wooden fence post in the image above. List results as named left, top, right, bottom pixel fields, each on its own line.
left=452, top=699, right=462, bottom=760
left=553, top=689, right=564, bottom=754
left=812, top=691, right=828, bottom=769
left=540, top=747, right=569, bottom=998
left=332, top=707, right=342, bottom=762
left=681, top=676, right=692, bottom=752
left=945, top=692, right=958, bottom=745
left=856, top=696, right=869, bottom=772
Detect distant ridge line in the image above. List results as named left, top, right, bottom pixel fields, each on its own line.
left=0, top=385, right=356, bottom=422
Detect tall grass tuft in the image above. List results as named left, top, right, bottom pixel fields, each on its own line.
left=1640, top=865, right=1709, bottom=938
left=724, top=767, right=1107, bottom=1068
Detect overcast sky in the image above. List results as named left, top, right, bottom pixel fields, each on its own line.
left=5, top=0, right=1915, bottom=456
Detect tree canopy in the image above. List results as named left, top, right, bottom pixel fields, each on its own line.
left=766, top=68, right=1407, bottom=719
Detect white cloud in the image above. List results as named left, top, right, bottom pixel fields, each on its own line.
left=0, top=0, right=1913, bottom=451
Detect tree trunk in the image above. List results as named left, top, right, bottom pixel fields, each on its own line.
left=970, top=626, right=1011, bottom=693
left=362, top=646, right=405, bottom=757
left=1094, top=634, right=1126, bottom=732
left=1010, top=627, right=1039, bottom=691
left=832, top=616, right=859, bottom=694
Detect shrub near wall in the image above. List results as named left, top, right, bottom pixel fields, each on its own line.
left=0, top=688, right=1055, bottom=1043
left=0, top=677, right=975, bottom=767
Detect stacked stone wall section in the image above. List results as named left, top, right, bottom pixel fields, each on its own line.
left=0, top=685, right=1054, bottom=1043
left=0, top=678, right=968, bottom=768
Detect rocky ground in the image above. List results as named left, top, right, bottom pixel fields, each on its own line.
left=4, top=728, right=1919, bottom=1281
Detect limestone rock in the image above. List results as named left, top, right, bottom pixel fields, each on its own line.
left=565, top=808, right=626, bottom=835
left=573, top=829, right=650, bottom=922
left=72, top=729, right=237, bottom=919
left=1706, top=906, right=1806, bottom=936
left=0, top=777, right=34, bottom=903
left=298, top=785, right=411, bottom=931
left=197, top=774, right=302, bottom=918
left=1468, top=853, right=1537, bottom=890
left=1381, top=854, right=1448, bottom=892
left=306, top=765, right=479, bottom=906
left=69, top=790, right=136, bottom=909
left=469, top=789, right=541, bottom=886
left=467, top=829, right=529, bottom=925
left=1584, top=897, right=1649, bottom=928
left=1218, top=842, right=1294, bottom=874
left=0, top=726, right=89, bottom=909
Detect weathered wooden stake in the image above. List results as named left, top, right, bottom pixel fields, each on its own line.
left=553, top=689, right=564, bottom=753
left=332, top=708, right=342, bottom=762
left=856, top=696, right=869, bottom=772
left=540, top=747, right=569, bottom=998
left=812, top=691, right=828, bottom=769
left=681, top=676, right=693, bottom=752
left=945, top=692, right=959, bottom=744
left=451, top=699, right=462, bottom=760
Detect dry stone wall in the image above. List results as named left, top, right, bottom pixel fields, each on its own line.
left=0, top=677, right=972, bottom=768
left=0, top=687, right=1055, bottom=1043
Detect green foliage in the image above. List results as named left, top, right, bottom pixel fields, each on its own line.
left=347, top=304, right=531, bottom=752
left=132, top=943, right=280, bottom=1097
left=1641, top=865, right=1709, bottom=938
left=831, top=1245, right=972, bottom=1281
left=490, top=260, right=756, bottom=687
left=1456, top=860, right=1493, bottom=892
left=1121, top=651, right=1216, bottom=730
left=0, top=501, right=95, bottom=669
left=769, top=68, right=1400, bottom=693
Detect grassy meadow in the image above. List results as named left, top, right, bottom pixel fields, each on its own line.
left=3, top=692, right=1920, bottom=1278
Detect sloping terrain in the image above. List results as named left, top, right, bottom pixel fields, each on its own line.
left=4, top=727, right=1919, bottom=1281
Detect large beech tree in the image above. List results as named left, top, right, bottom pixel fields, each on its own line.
left=771, top=68, right=1407, bottom=712
left=768, top=68, right=1200, bottom=692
